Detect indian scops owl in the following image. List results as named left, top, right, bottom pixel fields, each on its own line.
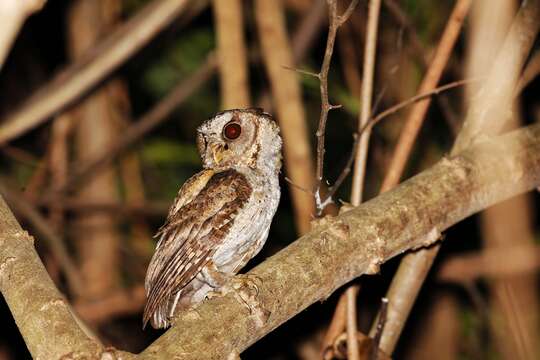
left=143, top=108, right=282, bottom=329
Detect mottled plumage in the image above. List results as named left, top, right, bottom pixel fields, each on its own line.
left=143, top=108, right=282, bottom=329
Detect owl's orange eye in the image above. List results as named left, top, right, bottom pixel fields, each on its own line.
left=223, top=122, right=242, bottom=140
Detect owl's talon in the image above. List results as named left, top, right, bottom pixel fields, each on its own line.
left=230, top=273, right=263, bottom=296
left=218, top=274, right=270, bottom=326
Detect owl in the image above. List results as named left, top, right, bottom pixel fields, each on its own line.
left=143, top=108, right=282, bottom=329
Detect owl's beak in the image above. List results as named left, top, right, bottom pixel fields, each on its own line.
left=210, top=143, right=225, bottom=164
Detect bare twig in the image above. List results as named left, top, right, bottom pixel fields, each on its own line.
left=0, top=0, right=191, bottom=144
left=360, top=79, right=474, bottom=136
left=321, top=79, right=473, bottom=220
left=314, top=0, right=359, bottom=215
left=371, top=298, right=388, bottom=360
left=346, top=284, right=361, bottom=360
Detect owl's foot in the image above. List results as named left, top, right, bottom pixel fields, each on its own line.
left=227, top=273, right=263, bottom=296
left=221, top=274, right=269, bottom=327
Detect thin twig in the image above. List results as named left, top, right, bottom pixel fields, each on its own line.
left=346, top=284, right=361, bottom=360
left=284, top=177, right=315, bottom=196
left=370, top=298, right=388, bottom=360
left=314, top=0, right=359, bottom=215
left=324, top=133, right=359, bottom=202
left=322, top=79, right=473, bottom=218
left=360, top=79, right=475, bottom=137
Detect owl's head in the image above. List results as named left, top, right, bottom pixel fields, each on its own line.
left=196, top=109, right=282, bottom=173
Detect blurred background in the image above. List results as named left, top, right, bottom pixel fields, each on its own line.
left=0, top=0, right=539, bottom=359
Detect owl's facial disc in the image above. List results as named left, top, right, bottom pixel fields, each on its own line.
left=197, top=109, right=281, bottom=170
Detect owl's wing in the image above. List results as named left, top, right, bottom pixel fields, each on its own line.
left=143, top=169, right=252, bottom=328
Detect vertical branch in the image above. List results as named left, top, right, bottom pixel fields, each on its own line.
left=109, top=78, right=154, bottom=279
left=314, top=0, right=359, bottom=204
left=347, top=1, right=381, bottom=359
left=213, top=0, right=250, bottom=108
left=367, top=0, right=472, bottom=353
left=255, top=0, right=316, bottom=234
left=67, top=0, right=123, bottom=299
left=350, top=0, right=381, bottom=205
left=312, top=0, right=359, bottom=215
left=321, top=1, right=377, bottom=358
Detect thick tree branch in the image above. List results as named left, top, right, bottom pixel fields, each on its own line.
left=140, top=123, right=540, bottom=359
left=0, top=196, right=106, bottom=358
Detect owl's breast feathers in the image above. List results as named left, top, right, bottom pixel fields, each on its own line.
left=143, top=169, right=252, bottom=329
